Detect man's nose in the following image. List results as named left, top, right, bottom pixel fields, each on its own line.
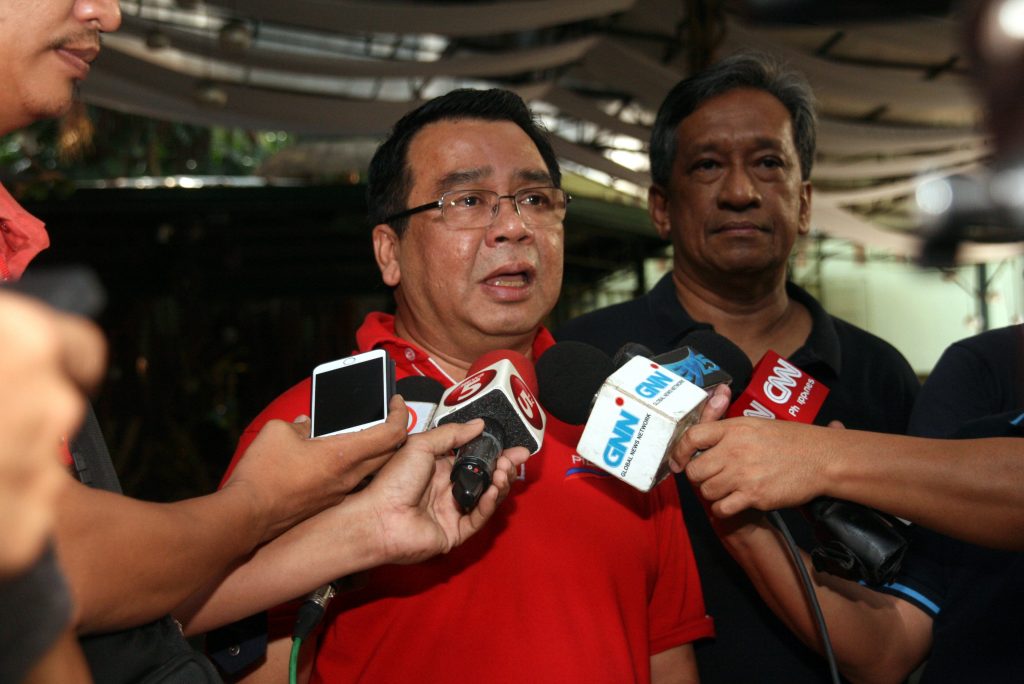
left=717, top=166, right=761, bottom=210
left=76, top=0, right=123, bottom=33
left=487, top=196, right=533, bottom=244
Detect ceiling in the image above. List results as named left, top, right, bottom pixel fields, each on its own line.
left=80, top=0, right=1023, bottom=263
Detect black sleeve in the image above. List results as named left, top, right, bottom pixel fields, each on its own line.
left=876, top=523, right=948, bottom=618
left=0, top=545, right=74, bottom=683
left=908, top=337, right=1010, bottom=438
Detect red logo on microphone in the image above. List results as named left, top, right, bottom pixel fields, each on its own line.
left=510, top=374, right=544, bottom=430
left=443, top=369, right=497, bottom=407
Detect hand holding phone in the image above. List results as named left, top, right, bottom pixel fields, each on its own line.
left=310, top=350, right=396, bottom=438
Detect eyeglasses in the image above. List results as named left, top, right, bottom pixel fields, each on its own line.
left=383, top=186, right=571, bottom=229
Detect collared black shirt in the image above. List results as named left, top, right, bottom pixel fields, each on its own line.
left=556, top=272, right=920, bottom=683
left=877, top=325, right=1024, bottom=684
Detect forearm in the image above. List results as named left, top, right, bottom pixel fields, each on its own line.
left=718, top=516, right=924, bottom=682
left=175, top=499, right=386, bottom=636
left=55, top=478, right=268, bottom=633
left=650, top=644, right=698, bottom=684
left=22, top=628, right=92, bottom=684
left=823, top=433, right=1024, bottom=549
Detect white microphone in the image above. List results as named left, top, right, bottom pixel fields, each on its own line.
left=575, top=356, right=708, bottom=491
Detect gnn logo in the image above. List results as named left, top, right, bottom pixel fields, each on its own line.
left=635, top=366, right=674, bottom=399
left=602, top=366, right=673, bottom=465
left=603, top=409, right=639, bottom=467
left=742, top=357, right=803, bottom=419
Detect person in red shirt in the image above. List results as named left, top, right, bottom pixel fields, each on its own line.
left=0, top=4, right=527, bottom=683
left=222, top=88, right=713, bottom=684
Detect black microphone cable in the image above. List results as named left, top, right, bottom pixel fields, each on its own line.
left=767, top=511, right=841, bottom=684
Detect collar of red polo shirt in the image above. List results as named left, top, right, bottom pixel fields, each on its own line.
left=0, top=182, right=49, bottom=281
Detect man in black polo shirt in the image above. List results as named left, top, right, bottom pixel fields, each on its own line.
left=556, top=51, right=919, bottom=682
left=677, top=324, right=1024, bottom=682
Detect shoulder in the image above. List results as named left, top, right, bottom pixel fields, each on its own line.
left=556, top=296, right=648, bottom=336
left=946, top=324, right=1023, bottom=363
left=829, top=315, right=916, bottom=374
left=555, top=298, right=651, bottom=355
left=908, top=325, right=1024, bottom=437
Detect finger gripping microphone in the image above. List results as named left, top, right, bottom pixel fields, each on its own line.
left=726, top=350, right=906, bottom=586
left=431, top=350, right=544, bottom=512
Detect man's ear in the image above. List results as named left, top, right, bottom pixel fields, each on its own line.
left=798, top=181, right=813, bottom=236
left=372, top=224, right=402, bottom=287
left=648, top=185, right=672, bottom=241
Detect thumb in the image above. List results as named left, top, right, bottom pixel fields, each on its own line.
left=291, top=414, right=311, bottom=438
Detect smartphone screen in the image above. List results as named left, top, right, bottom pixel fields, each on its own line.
left=311, top=356, right=387, bottom=437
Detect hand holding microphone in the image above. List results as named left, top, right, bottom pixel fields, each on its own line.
left=681, top=347, right=907, bottom=586
left=432, top=350, right=545, bottom=512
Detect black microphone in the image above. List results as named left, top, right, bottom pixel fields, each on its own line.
left=671, top=329, right=753, bottom=395
left=536, top=341, right=615, bottom=426
left=431, top=349, right=544, bottom=512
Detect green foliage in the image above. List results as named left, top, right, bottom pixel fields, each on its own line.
left=0, top=104, right=294, bottom=192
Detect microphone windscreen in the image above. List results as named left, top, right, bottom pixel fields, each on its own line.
left=470, top=349, right=538, bottom=393
left=612, top=342, right=654, bottom=369
left=677, top=329, right=753, bottom=395
left=395, top=376, right=445, bottom=403
left=536, top=341, right=615, bottom=425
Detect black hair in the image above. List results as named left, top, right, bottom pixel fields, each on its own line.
left=367, top=88, right=561, bottom=235
left=649, top=51, right=817, bottom=186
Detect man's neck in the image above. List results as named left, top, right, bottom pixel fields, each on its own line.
left=670, top=268, right=811, bottom=363
left=392, top=314, right=535, bottom=382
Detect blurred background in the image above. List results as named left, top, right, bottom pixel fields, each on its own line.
left=9, top=0, right=1020, bottom=500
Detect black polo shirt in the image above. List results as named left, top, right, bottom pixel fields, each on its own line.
left=876, top=325, right=1024, bottom=683
left=556, top=272, right=920, bottom=683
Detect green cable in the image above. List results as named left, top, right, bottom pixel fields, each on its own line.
left=289, top=637, right=302, bottom=684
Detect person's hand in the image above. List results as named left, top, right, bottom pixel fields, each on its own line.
left=667, top=384, right=731, bottom=474
left=682, top=418, right=834, bottom=517
left=0, top=292, right=106, bottom=576
left=347, top=419, right=530, bottom=565
left=223, top=396, right=409, bottom=543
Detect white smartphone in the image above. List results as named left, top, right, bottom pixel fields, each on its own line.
left=310, top=349, right=396, bottom=438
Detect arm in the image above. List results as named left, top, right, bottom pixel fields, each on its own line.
left=712, top=512, right=932, bottom=683
left=650, top=644, right=698, bottom=684
left=680, top=419, right=1024, bottom=550
left=0, top=292, right=105, bottom=576
left=57, top=402, right=408, bottom=633
left=21, top=628, right=92, bottom=684
left=175, top=419, right=529, bottom=634
left=201, top=422, right=531, bottom=683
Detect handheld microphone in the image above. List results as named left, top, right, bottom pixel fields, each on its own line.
left=395, top=376, right=445, bottom=434
left=537, top=341, right=709, bottom=491
left=725, top=349, right=906, bottom=586
left=725, top=351, right=828, bottom=422
left=536, top=341, right=616, bottom=426
left=431, top=350, right=544, bottom=512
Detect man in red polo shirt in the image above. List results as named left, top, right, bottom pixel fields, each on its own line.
left=223, top=88, right=713, bottom=683
left=0, top=3, right=526, bottom=682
